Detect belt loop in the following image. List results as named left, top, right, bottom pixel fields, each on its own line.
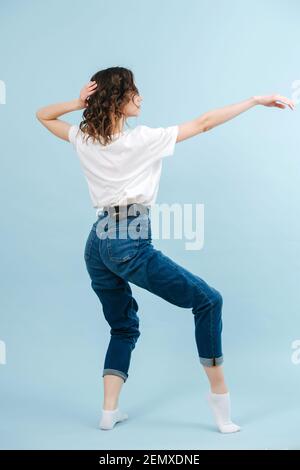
left=102, top=203, right=150, bottom=221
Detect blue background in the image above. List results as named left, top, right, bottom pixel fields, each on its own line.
left=0, top=0, right=299, bottom=450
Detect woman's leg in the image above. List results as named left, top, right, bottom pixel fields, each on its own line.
left=84, top=223, right=140, bottom=428
left=202, top=365, right=240, bottom=432
left=103, top=375, right=124, bottom=410
left=203, top=364, right=228, bottom=393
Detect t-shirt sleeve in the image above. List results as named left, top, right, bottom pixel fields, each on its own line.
left=68, top=124, right=80, bottom=149
left=141, top=125, right=179, bottom=159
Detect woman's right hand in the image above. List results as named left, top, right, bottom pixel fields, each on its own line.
left=79, top=81, right=98, bottom=108
left=254, top=94, right=295, bottom=110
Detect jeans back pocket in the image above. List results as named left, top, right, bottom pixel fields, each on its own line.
left=107, top=224, right=140, bottom=262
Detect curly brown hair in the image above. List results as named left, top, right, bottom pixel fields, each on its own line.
left=79, top=66, right=140, bottom=146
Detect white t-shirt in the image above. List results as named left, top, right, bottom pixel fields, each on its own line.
left=68, top=123, right=179, bottom=215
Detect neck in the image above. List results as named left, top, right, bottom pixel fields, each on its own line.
left=111, top=115, right=125, bottom=135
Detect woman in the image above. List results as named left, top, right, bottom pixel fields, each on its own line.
left=36, top=66, right=294, bottom=433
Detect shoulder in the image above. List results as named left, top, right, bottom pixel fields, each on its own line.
left=130, top=124, right=179, bottom=158
left=133, top=124, right=179, bottom=140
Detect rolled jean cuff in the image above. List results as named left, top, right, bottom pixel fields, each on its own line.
left=102, top=368, right=128, bottom=382
left=199, top=355, right=224, bottom=367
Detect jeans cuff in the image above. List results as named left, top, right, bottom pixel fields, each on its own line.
left=102, top=368, right=128, bottom=382
left=199, top=355, right=224, bottom=367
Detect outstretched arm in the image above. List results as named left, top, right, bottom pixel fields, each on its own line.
left=176, top=94, right=295, bottom=143
left=36, top=81, right=97, bottom=141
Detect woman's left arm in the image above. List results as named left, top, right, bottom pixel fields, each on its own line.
left=36, top=81, right=97, bottom=141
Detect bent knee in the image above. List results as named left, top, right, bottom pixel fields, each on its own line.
left=210, top=288, right=223, bottom=309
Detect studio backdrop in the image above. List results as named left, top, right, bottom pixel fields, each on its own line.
left=0, top=0, right=299, bottom=450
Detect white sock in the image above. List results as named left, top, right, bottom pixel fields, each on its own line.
left=99, top=407, right=128, bottom=430
left=207, top=391, right=241, bottom=433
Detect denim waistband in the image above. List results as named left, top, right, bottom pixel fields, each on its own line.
left=100, top=203, right=150, bottom=221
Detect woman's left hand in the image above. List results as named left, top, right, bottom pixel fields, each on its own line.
left=254, top=94, right=295, bottom=110
left=79, top=81, right=98, bottom=108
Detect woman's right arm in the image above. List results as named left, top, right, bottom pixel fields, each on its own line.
left=176, top=94, right=295, bottom=143
left=36, top=81, right=97, bottom=141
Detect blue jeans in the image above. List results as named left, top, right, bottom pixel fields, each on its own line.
left=84, top=205, right=224, bottom=383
